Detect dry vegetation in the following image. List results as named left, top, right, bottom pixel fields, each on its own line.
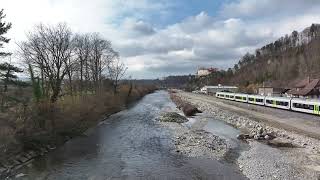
left=0, top=84, right=156, bottom=162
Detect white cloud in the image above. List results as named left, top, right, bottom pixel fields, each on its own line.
left=2, top=0, right=320, bottom=79
left=221, top=0, right=320, bottom=18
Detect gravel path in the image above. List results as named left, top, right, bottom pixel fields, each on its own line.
left=176, top=91, right=320, bottom=180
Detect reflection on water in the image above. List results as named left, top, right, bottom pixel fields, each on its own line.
left=204, top=118, right=240, bottom=141
left=11, top=91, right=247, bottom=180
left=202, top=114, right=248, bottom=164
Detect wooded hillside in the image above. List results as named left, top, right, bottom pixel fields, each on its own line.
left=190, top=24, right=320, bottom=92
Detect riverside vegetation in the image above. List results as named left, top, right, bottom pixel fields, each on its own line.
left=0, top=9, right=157, bottom=174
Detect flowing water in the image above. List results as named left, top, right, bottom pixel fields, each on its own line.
left=11, top=91, right=247, bottom=180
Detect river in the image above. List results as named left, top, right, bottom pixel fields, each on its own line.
left=11, top=91, right=246, bottom=180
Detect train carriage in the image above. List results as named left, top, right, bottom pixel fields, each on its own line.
left=224, top=92, right=235, bottom=101
left=211, top=90, right=320, bottom=116
left=234, top=93, right=248, bottom=103
left=247, top=95, right=265, bottom=106
left=215, top=92, right=223, bottom=98
left=291, top=98, right=320, bottom=115
left=264, top=96, right=291, bottom=110
left=216, top=92, right=235, bottom=100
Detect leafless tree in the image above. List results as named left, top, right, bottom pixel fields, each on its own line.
left=73, top=33, right=91, bottom=93
left=89, top=33, right=109, bottom=90
left=18, top=23, right=73, bottom=102
left=108, top=56, right=127, bottom=94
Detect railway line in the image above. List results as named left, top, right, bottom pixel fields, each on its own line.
left=216, top=92, right=320, bottom=116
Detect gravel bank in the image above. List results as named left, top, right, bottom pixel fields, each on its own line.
left=159, top=114, right=228, bottom=160
left=177, top=91, right=320, bottom=180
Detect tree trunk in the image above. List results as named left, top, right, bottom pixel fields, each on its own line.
left=50, top=80, right=61, bottom=103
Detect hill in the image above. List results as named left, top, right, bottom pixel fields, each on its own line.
left=190, top=24, right=320, bottom=92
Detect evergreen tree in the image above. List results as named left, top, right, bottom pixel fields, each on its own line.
left=0, top=9, right=12, bottom=57
left=0, top=62, right=23, bottom=92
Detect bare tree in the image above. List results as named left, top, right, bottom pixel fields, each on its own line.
left=73, top=33, right=91, bottom=93
left=108, top=56, right=127, bottom=94
left=18, top=23, right=73, bottom=102
left=89, top=33, right=116, bottom=91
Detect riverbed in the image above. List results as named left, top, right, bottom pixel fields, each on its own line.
left=9, top=91, right=246, bottom=180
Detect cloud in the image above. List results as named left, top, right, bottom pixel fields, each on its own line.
left=220, top=0, right=320, bottom=18
left=2, top=0, right=320, bottom=79
left=122, top=19, right=156, bottom=36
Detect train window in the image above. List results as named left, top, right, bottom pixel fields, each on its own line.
left=248, top=98, right=254, bottom=101
left=293, top=103, right=314, bottom=110
left=276, top=101, right=288, bottom=106
left=230, top=96, right=234, bottom=98
left=309, top=105, right=314, bottom=110
left=235, top=96, right=241, bottom=100
left=256, top=99, right=264, bottom=103
left=266, top=100, right=273, bottom=104
left=226, top=95, right=229, bottom=98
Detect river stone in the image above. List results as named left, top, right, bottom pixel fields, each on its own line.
left=237, top=134, right=251, bottom=140
left=158, top=112, right=188, bottom=123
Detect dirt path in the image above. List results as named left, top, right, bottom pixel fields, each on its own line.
left=180, top=92, right=320, bottom=139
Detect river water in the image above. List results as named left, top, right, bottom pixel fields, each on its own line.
left=12, top=91, right=247, bottom=180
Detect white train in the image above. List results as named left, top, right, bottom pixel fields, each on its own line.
left=216, top=92, right=320, bottom=116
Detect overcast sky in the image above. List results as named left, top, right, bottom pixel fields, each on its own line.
left=2, top=0, right=320, bottom=79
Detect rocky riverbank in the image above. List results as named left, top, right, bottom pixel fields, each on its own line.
left=156, top=108, right=229, bottom=160
left=176, top=91, right=320, bottom=180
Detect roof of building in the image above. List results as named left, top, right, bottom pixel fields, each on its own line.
left=203, top=85, right=238, bottom=89
left=294, top=78, right=311, bottom=88
left=288, top=78, right=320, bottom=96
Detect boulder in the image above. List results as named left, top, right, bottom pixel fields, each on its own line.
left=237, top=134, right=252, bottom=140
left=265, top=133, right=276, bottom=140
left=182, top=104, right=202, bottom=116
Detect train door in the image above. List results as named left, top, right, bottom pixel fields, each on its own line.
left=314, top=105, right=320, bottom=115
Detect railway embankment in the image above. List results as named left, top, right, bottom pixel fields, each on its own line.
left=176, top=91, right=320, bottom=180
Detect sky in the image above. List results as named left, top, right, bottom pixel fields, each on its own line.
left=2, top=0, right=320, bottom=79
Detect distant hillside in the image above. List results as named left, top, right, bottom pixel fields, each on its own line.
left=192, top=24, right=320, bottom=92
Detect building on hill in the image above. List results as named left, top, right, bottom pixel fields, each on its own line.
left=287, top=77, right=320, bottom=98
left=196, top=67, right=218, bottom=77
